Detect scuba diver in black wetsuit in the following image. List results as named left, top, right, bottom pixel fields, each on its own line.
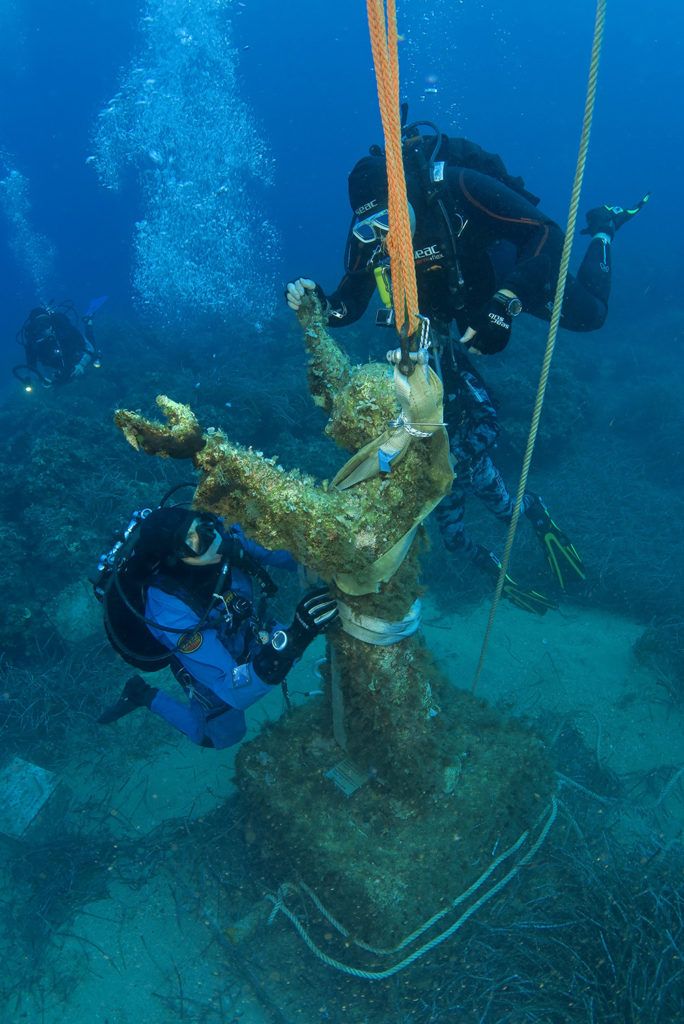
left=286, top=123, right=649, bottom=614
left=13, top=301, right=104, bottom=392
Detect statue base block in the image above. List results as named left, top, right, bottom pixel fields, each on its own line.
left=236, top=691, right=555, bottom=949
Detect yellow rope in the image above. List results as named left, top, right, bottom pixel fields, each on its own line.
left=471, top=0, right=607, bottom=694
left=366, top=0, right=420, bottom=339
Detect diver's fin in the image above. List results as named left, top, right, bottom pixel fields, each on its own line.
left=97, top=674, right=155, bottom=725
left=581, top=193, right=650, bottom=237
left=526, top=495, right=586, bottom=590
left=85, top=295, right=108, bottom=318
left=474, top=546, right=557, bottom=616
left=500, top=575, right=558, bottom=615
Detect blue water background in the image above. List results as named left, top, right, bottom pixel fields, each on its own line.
left=1, top=8, right=683, bottom=1016
left=0, top=0, right=681, bottom=377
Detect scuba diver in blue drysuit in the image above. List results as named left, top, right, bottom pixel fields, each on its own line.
left=96, top=505, right=338, bottom=749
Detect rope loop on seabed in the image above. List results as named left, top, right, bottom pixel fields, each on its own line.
left=265, top=797, right=557, bottom=980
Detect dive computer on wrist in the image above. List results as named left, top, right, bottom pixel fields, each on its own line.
left=494, top=291, right=523, bottom=317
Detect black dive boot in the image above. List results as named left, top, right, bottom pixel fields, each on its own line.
left=473, top=544, right=557, bottom=616
left=98, top=675, right=158, bottom=725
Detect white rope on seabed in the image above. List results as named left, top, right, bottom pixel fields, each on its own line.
left=265, top=797, right=558, bottom=980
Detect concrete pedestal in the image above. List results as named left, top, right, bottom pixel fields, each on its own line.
left=237, top=689, right=554, bottom=948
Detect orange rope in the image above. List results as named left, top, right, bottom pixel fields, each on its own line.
left=366, top=0, right=420, bottom=339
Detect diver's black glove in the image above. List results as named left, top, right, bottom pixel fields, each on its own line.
left=253, top=587, right=339, bottom=685
left=288, top=587, right=339, bottom=654
left=465, top=295, right=513, bottom=355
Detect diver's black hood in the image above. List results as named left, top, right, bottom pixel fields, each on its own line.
left=134, top=506, right=196, bottom=569
left=348, top=155, right=389, bottom=217
left=348, top=154, right=423, bottom=221
left=132, top=506, right=227, bottom=608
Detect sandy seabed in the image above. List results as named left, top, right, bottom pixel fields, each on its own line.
left=2, top=599, right=682, bottom=1024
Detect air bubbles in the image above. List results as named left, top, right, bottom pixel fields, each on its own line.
left=0, top=161, right=56, bottom=297
left=90, top=0, right=280, bottom=325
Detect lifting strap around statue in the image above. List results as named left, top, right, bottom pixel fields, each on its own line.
left=331, top=362, right=452, bottom=595
left=337, top=598, right=422, bottom=644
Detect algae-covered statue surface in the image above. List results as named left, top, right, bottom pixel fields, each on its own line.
left=115, top=294, right=555, bottom=958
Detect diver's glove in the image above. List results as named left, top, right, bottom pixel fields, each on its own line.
left=461, top=291, right=521, bottom=355
left=253, top=587, right=339, bottom=685
left=285, top=278, right=319, bottom=312
left=581, top=193, right=651, bottom=239
left=473, top=545, right=557, bottom=616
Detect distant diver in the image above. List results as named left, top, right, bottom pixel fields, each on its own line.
left=286, top=120, right=649, bottom=612
left=12, top=296, right=107, bottom=392
left=94, top=494, right=338, bottom=749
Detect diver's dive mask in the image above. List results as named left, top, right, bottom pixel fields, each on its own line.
left=180, top=513, right=223, bottom=559
left=352, top=203, right=416, bottom=245
left=353, top=209, right=390, bottom=244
